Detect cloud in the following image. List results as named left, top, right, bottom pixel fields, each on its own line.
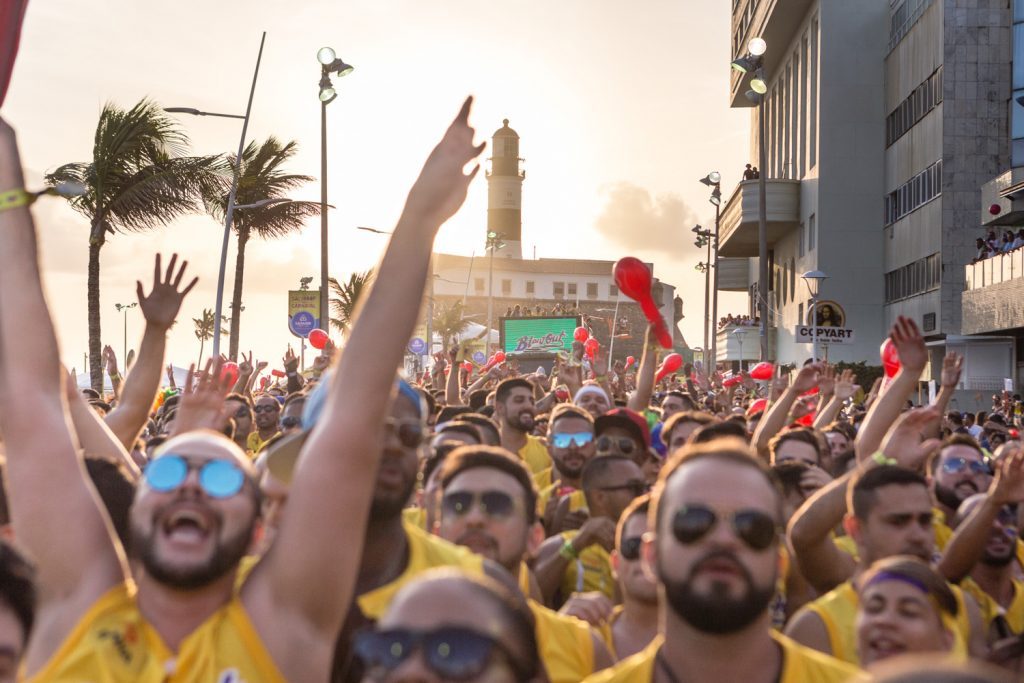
left=593, top=182, right=699, bottom=257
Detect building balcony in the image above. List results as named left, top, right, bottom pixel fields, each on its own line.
left=717, top=179, right=801, bottom=257
left=729, top=0, right=815, bottom=107
left=962, top=249, right=1024, bottom=334
left=715, top=324, right=776, bottom=366
left=716, top=257, right=750, bottom=291
left=980, top=168, right=1024, bottom=227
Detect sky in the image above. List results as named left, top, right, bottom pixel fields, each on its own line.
left=6, top=0, right=749, bottom=373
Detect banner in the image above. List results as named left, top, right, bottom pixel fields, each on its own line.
left=501, top=316, right=579, bottom=354
left=794, top=326, right=855, bottom=344
left=288, top=290, right=320, bottom=338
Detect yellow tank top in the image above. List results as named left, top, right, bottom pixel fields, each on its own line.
left=24, top=582, right=286, bottom=682
left=537, top=481, right=586, bottom=518
left=357, top=522, right=484, bottom=619
left=529, top=600, right=595, bottom=683
left=582, top=633, right=864, bottom=682
left=961, top=576, right=1024, bottom=635
left=596, top=605, right=624, bottom=658
left=559, top=530, right=615, bottom=600
left=401, top=506, right=428, bottom=531
left=833, top=508, right=952, bottom=560
left=806, top=580, right=969, bottom=665
left=519, top=435, right=553, bottom=477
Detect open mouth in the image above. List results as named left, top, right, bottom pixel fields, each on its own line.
left=867, top=635, right=905, bottom=660
left=161, top=507, right=214, bottom=545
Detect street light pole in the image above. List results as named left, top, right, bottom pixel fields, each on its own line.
left=114, top=302, right=137, bottom=364
left=801, top=270, right=828, bottom=363
left=757, top=101, right=769, bottom=362
left=711, top=197, right=722, bottom=369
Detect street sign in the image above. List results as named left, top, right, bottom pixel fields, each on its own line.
left=408, top=337, right=427, bottom=355
left=794, top=326, right=855, bottom=344
left=288, top=290, right=321, bottom=338
left=472, top=351, right=486, bottom=364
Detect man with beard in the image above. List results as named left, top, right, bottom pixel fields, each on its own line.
left=536, top=405, right=596, bottom=516
left=583, top=440, right=861, bottom=682
left=224, top=393, right=254, bottom=453
left=435, top=445, right=613, bottom=681
left=495, top=378, right=551, bottom=477
left=0, top=100, right=487, bottom=682
left=247, top=395, right=281, bottom=454
left=928, top=435, right=993, bottom=548
left=574, top=385, right=612, bottom=419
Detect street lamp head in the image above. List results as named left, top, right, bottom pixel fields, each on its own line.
left=750, top=68, right=768, bottom=94
left=319, top=86, right=337, bottom=104
left=332, top=60, right=354, bottom=78
left=164, top=107, right=202, bottom=116
left=317, top=47, right=337, bottom=65
left=748, top=37, right=767, bottom=56
left=745, top=90, right=764, bottom=104
left=699, top=172, right=721, bottom=187
left=730, top=56, right=755, bottom=73
left=691, top=224, right=703, bottom=234
left=801, top=270, right=829, bottom=297
left=709, top=187, right=722, bottom=206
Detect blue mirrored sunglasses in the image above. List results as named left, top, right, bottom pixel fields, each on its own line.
left=551, top=432, right=594, bottom=449
left=144, top=454, right=246, bottom=498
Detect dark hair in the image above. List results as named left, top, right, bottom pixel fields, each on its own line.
left=849, top=466, right=929, bottom=521
left=225, top=392, right=254, bottom=411
left=945, top=411, right=964, bottom=427
left=436, top=405, right=473, bottom=424
left=460, top=414, right=501, bottom=446
left=549, top=404, right=594, bottom=429
left=768, top=428, right=824, bottom=465
left=662, top=410, right=716, bottom=445
left=857, top=555, right=958, bottom=618
left=479, top=405, right=496, bottom=418
left=468, top=389, right=490, bottom=412
left=825, top=421, right=857, bottom=442
left=927, top=434, right=984, bottom=474
left=438, top=446, right=538, bottom=524
left=496, top=378, right=534, bottom=405
left=616, top=494, right=650, bottom=548
left=81, top=388, right=101, bottom=400
left=0, top=539, right=36, bottom=642
left=89, top=400, right=113, bottom=414
left=162, top=394, right=181, bottom=413
left=436, top=421, right=484, bottom=444
left=662, top=391, right=696, bottom=411
left=283, top=392, right=307, bottom=410
left=421, top=441, right=465, bottom=486
left=84, top=457, right=137, bottom=550
left=691, top=420, right=749, bottom=445
left=651, top=439, right=783, bottom=534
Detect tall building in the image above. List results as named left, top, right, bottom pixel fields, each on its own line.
left=725, top=0, right=1019, bottom=401
left=487, top=119, right=525, bottom=259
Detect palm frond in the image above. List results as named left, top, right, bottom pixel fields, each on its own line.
left=329, top=270, right=374, bottom=333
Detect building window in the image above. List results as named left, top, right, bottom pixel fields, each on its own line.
left=525, top=281, right=535, bottom=295
left=553, top=282, right=565, bottom=298
left=810, top=16, right=818, bottom=168
left=883, top=160, right=942, bottom=225
left=808, top=214, right=816, bottom=251
left=789, top=259, right=796, bottom=303
left=798, top=222, right=806, bottom=257
left=567, top=283, right=577, bottom=296
left=474, top=277, right=484, bottom=292
left=884, top=252, right=941, bottom=303
left=587, top=282, right=598, bottom=298
left=885, top=67, right=942, bottom=147
left=609, top=284, right=619, bottom=297
left=501, top=279, right=511, bottom=295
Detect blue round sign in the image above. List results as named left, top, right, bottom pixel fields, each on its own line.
left=408, top=337, right=427, bottom=355
left=289, top=311, right=317, bottom=338
left=472, top=351, right=486, bottom=364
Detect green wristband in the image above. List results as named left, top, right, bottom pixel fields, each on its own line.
left=872, top=452, right=897, bottom=467
left=559, top=539, right=579, bottom=560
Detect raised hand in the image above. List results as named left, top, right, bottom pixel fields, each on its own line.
left=879, top=405, right=943, bottom=470
left=403, top=97, right=486, bottom=228
left=941, top=352, right=964, bottom=389
left=283, top=345, right=299, bottom=373
left=102, top=345, right=119, bottom=377
left=890, top=316, right=927, bottom=375
left=137, top=253, right=198, bottom=331
left=770, top=371, right=789, bottom=401
left=989, top=446, right=1024, bottom=505
left=792, top=362, right=825, bottom=394
left=817, top=364, right=836, bottom=397
left=170, top=358, right=233, bottom=436
left=834, top=369, right=858, bottom=401
left=311, top=353, right=331, bottom=374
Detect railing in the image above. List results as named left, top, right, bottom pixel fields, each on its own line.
left=965, top=249, right=1024, bottom=290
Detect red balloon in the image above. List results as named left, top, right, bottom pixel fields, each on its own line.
left=749, top=362, right=774, bottom=381
left=880, top=338, right=901, bottom=378
left=462, top=361, right=473, bottom=373
left=271, top=369, right=286, bottom=378
left=625, top=355, right=636, bottom=368
left=800, top=386, right=820, bottom=397
left=308, top=328, right=329, bottom=350
left=746, top=398, right=768, bottom=416
left=723, top=375, right=743, bottom=388
left=613, top=257, right=673, bottom=349
left=796, top=413, right=815, bottom=426
left=574, top=326, right=590, bottom=343
left=259, top=376, right=269, bottom=390
left=220, top=361, right=240, bottom=387
left=655, top=353, right=683, bottom=383
left=584, top=337, right=600, bottom=358
left=494, top=351, right=506, bottom=363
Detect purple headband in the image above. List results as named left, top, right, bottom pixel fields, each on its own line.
left=864, top=570, right=928, bottom=594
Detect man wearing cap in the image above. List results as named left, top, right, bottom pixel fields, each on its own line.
left=595, top=407, right=652, bottom=469
left=575, top=384, right=612, bottom=419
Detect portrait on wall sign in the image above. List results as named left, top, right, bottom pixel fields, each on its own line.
left=808, top=301, right=845, bottom=328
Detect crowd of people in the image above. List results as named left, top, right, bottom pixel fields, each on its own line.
left=719, top=313, right=760, bottom=329
left=973, top=229, right=1024, bottom=264
left=4, top=104, right=1024, bottom=682
left=505, top=303, right=582, bottom=319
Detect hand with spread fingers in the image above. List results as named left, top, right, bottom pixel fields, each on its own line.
left=137, top=253, right=198, bottom=331
left=990, top=446, right=1024, bottom=506
left=879, top=405, right=943, bottom=470
left=170, top=358, right=233, bottom=437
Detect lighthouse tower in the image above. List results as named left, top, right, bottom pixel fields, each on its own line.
left=487, top=119, right=524, bottom=259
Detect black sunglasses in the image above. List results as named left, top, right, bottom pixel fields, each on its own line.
left=596, top=436, right=637, bottom=454
left=354, top=626, right=532, bottom=681
left=619, top=535, right=643, bottom=561
left=280, top=416, right=301, bottom=429
left=253, top=403, right=280, bottom=414
left=386, top=417, right=425, bottom=448
left=442, top=490, right=517, bottom=518
left=672, top=504, right=778, bottom=551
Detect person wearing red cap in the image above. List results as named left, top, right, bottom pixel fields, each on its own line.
left=594, top=408, right=651, bottom=468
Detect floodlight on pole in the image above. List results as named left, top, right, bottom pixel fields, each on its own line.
left=750, top=68, right=768, bottom=94
left=801, top=270, right=829, bottom=362
left=748, top=37, right=767, bottom=56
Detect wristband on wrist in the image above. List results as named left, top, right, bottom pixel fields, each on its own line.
left=0, top=188, right=32, bottom=212
left=872, top=451, right=898, bottom=467
left=109, top=372, right=122, bottom=381
left=558, top=539, right=579, bottom=560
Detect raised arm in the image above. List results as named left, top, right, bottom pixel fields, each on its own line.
left=924, top=353, right=963, bottom=440
left=64, top=369, right=140, bottom=479
left=627, top=326, right=657, bottom=412
left=244, top=98, right=486, bottom=650
left=104, top=254, right=196, bottom=449
left=814, top=369, right=856, bottom=430
left=753, top=363, right=823, bottom=459
left=0, top=118, right=127, bottom=671
left=855, top=317, right=927, bottom=461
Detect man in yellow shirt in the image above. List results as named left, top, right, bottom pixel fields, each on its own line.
left=584, top=440, right=862, bottom=682
left=495, top=377, right=552, bottom=476
left=245, top=395, right=281, bottom=454
left=536, top=404, right=596, bottom=518
left=0, top=101, right=488, bottom=682
left=434, top=445, right=613, bottom=681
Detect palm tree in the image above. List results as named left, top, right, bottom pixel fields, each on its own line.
left=329, top=270, right=374, bottom=335
left=193, top=308, right=228, bottom=366
left=46, top=99, right=222, bottom=391
left=205, top=137, right=320, bottom=360
left=432, top=300, right=471, bottom=350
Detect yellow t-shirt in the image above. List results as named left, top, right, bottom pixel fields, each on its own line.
left=805, top=580, right=969, bottom=665
left=559, top=530, right=615, bottom=601
left=961, top=576, right=1024, bottom=635
left=537, top=480, right=586, bottom=519
left=401, top=506, right=428, bottom=531
left=357, top=522, right=484, bottom=619
left=519, top=435, right=552, bottom=477
left=582, top=632, right=864, bottom=682
left=529, top=600, right=595, bottom=683
left=25, top=582, right=286, bottom=682
left=246, top=430, right=279, bottom=455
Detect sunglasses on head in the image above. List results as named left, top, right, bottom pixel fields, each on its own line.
left=941, top=457, right=991, bottom=476
left=551, top=431, right=594, bottom=449
left=619, top=535, right=643, bottom=561
left=596, top=435, right=636, bottom=454
left=672, top=504, right=778, bottom=551
left=442, top=490, right=518, bottom=518
left=144, top=454, right=246, bottom=498
left=355, top=626, right=531, bottom=681
left=385, top=417, right=425, bottom=448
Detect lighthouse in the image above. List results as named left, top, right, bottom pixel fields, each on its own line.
left=487, top=119, right=525, bottom=259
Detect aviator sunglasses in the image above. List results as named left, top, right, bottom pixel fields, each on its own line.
left=672, top=504, right=778, bottom=551
left=941, top=457, right=991, bottom=476
left=442, top=490, right=518, bottom=518
left=144, top=454, right=246, bottom=498
left=550, top=432, right=594, bottom=449
left=355, top=626, right=533, bottom=681
left=596, top=436, right=637, bottom=455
